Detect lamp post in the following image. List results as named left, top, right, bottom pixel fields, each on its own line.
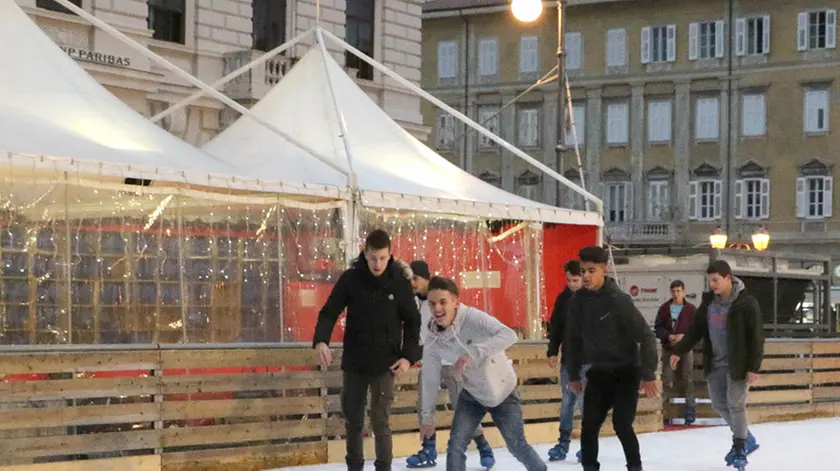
left=709, top=224, right=728, bottom=249
left=751, top=226, right=770, bottom=251
left=512, top=0, right=566, bottom=204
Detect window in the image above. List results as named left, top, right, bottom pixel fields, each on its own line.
left=564, top=178, right=586, bottom=210
left=565, top=32, right=582, bottom=70
left=606, top=103, right=629, bottom=145
left=252, top=0, right=287, bottom=52
left=736, top=16, right=770, bottom=55
left=520, top=36, right=539, bottom=73
left=478, top=38, right=499, bottom=76
left=742, top=94, right=766, bottom=137
left=436, top=113, right=456, bottom=149
left=437, top=41, right=458, bottom=79
left=641, top=25, right=676, bottom=63
left=797, top=176, right=833, bottom=218
left=604, top=183, right=631, bottom=223
left=518, top=108, right=540, bottom=148
left=647, top=181, right=670, bottom=220
left=517, top=171, right=541, bottom=201
left=804, top=89, right=829, bottom=133
left=606, top=28, right=627, bottom=67
left=689, top=180, right=722, bottom=221
left=734, top=178, right=770, bottom=220
left=479, top=170, right=502, bottom=188
left=647, top=100, right=672, bottom=143
left=477, top=106, right=500, bottom=149
left=345, top=0, right=375, bottom=80
left=565, top=105, right=585, bottom=147
left=689, top=21, right=725, bottom=60
left=695, top=97, right=720, bottom=140
left=798, top=10, right=837, bottom=51
left=148, top=0, right=186, bottom=44
left=36, top=0, right=81, bottom=14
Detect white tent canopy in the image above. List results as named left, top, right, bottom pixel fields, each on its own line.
left=202, top=41, right=600, bottom=226
left=0, top=0, right=245, bottom=189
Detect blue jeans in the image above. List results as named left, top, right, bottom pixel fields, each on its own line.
left=559, top=363, right=590, bottom=433
left=447, top=389, right=547, bottom=471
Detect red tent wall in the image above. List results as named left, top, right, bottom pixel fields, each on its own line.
left=540, top=223, right=599, bottom=325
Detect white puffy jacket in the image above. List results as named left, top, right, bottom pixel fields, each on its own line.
left=419, top=303, right=519, bottom=425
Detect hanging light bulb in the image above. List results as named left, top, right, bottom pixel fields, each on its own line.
left=511, top=0, right=544, bottom=22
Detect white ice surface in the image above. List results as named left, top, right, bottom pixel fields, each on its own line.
left=270, top=417, right=839, bottom=470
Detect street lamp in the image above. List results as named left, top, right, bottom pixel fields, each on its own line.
left=513, top=0, right=567, bottom=205
left=751, top=226, right=770, bottom=251
left=511, top=0, right=544, bottom=22
left=709, top=225, right=728, bottom=249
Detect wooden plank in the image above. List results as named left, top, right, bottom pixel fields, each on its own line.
left=0, top=429, right=160, bottom=458
left=752, top=372, right=812, bottom=388
left=159, top=349, right=315, bottom=370
left=812, top=357, right=840, bottom=370
left=0, top=455, right=159, bottom=471
left=813, top=371, right=840, bottom=385
left=161, top=441, right=325, bottom=471
left=161, top=396, right=325, bottom=421
left=813, top=386, right=840, bottom=401
left=764, top=342, right=813, bottom=355
left=748, top=389, right=813, bottom=405
left=0, top=376, right=159, bottom=402
left=506, top=345, right=546, bottom=361
left=520, top=384, right=562, bottom=401
left=0, top=351, right=159, bottom=375
left=160, top=419, right=325, bottom=448
left=0, top=402, right=159, bottom=430
left=160, top=371, right=328, bottom=395
left=812, top=342, right=840, bottom=355
left=760, top=357, right=812, bottom=371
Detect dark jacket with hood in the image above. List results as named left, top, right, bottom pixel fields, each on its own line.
left=654, top=299, right=697, bottom=352
left=671, top=277, right=764, bottom=381
left=546, top=287, right=574, bottom=363
left=313, top=252, right=421, bottom=376
left=564, top=277, right=658, bottom=382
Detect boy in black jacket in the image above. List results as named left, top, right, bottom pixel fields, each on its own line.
left=565, top=246, right=660, bottom=471
left=546, top=260, right=586, bottom=462
left=313, top=229, right=421, bottom=471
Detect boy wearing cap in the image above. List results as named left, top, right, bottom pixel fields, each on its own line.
left=406, top=261, right=494, bottom=469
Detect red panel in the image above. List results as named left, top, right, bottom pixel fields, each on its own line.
left=540, top=224, right=599, bottom=323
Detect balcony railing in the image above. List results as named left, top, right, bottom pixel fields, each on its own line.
left=606, top=221, right=675, bottom=243
left=222, top=50, right=296, bottom=101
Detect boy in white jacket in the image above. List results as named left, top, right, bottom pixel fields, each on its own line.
left=419, top=277, right=547, bottom=471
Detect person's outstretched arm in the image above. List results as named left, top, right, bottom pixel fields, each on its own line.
left=312, top=271, right=351, bottom=346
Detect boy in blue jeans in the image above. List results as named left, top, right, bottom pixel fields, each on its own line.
left=546, top=260, right=587, bottom=462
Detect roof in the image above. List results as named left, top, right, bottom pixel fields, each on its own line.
left=202, top=40, right=601, bottom=226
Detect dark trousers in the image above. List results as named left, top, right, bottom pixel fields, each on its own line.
left=580, top=367, right=642, bottom=470
left=342, top=370, right=395, bottom=470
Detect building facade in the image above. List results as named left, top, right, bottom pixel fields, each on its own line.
left=18, top=0, right=426, bottom=147
left=422, top=0, right=840, bottom=259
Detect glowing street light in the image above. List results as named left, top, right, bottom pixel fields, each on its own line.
left=751, top=226, right=770, bottom=251
left=709, top=225, right=728, bottom=249
left=511, top=0, right=544, bottom=22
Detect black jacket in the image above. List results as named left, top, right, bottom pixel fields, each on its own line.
left=672, top=287, right=764, bottom=381
left=565, top=277, right=658, bottom=382
left=313, top=252, right=421, bottom=376
left=547, top=287, right=574, bottom=362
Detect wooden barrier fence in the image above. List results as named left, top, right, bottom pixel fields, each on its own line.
left=0, top=340, right=836, bottom=471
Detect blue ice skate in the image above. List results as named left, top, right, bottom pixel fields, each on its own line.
left=725, top=432, right=759, bottom=466
left=477, top=439, right=495, bottom=469
left=730, top=444, right=749, bottom=471
left=406, top=436, right=437, bottom=468
left=683, top=405, right=696, bottom=425
left=547, top=431, right=570, bottom=461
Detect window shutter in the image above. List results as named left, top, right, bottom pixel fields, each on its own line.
left=796, top=177, right=807, bottom=218
left=824, top=176, right=833, bottom=217
left=607, top=29, right=626, bottom=67
left=713, top=180, right=723, bottom=219
left=715, top=20, right=725, bottom=58
left=760, top=178, right=770, bottom=219
left=489, top=39, right=499, bottom=75
left=828, top=9, right=837, bottom=49
left=763, top=16, right=771, bottom=54
left=520, top=36, right=539, bottom=73
left=566, top=106, right=585, bottom=146
left=734, top=179, right=744, bottom=219
left=735, top=18, right=746, bottom=56
left=688, top=181, right=698, bottom=220
left=619, top=104, right=628, bottom=143
left=666, top=24, right=677, bottom=62
left=624, top=183, right=633, bottom=221
left=688, top=22, right=699, bottom=60
left=797, top=12, right=808, bottom=51
left=647, top=183, right=657, bottom=219
left=662, top=183, right=670, bottom=218
left=437, top=43, right=447, bottom=78
left=709, top=98, right=719, bottom=139
left=565, top=33, right=582, bottom=70
left=641, top=27, right=651, bottom=64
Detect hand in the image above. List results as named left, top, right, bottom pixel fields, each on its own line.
left=390, top=358, right=410, bottom=376
left=315, top=342, right=332, bottom=367
left=747, top=372, right=760, bottom=385
left=675, top=334, right=684, bottom=342
left=420, top=424, right=436, bottom=439
left=640, top=380, right=662, bottom=398
left=454, top=355, right=472, bottom=374
left=669, top=354, right=680, bottom=370
left=569, top=380, right=583, bottom=394
left=668, top=334, right=679, bottom=344
left=548, top=355, right=560, bottom=369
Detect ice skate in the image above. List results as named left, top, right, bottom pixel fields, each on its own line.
left=406, top=436, right=437, bottom=468
left=725, top=432, right=758, bottom=466
left=477, top=438, right=495, bottom=469
left=547, top=430, right=571, bottom=461
left=729, top=438, right=749, bottom=471
left=683, top=405, right=696, bottom=425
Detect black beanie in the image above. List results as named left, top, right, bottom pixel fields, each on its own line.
left=410, top=260, right=430, bottom=280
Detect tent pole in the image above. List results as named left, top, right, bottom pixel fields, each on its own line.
left=51, top=0, right=348, bottom=177
left=151, top=28, right=314, bottom=124
left=318, top=29, right=602, bottom=210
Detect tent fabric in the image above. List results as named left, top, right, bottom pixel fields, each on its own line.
left=0, top=0, right=335, bottom=198
left=203, top=45, right=601, bottom=226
